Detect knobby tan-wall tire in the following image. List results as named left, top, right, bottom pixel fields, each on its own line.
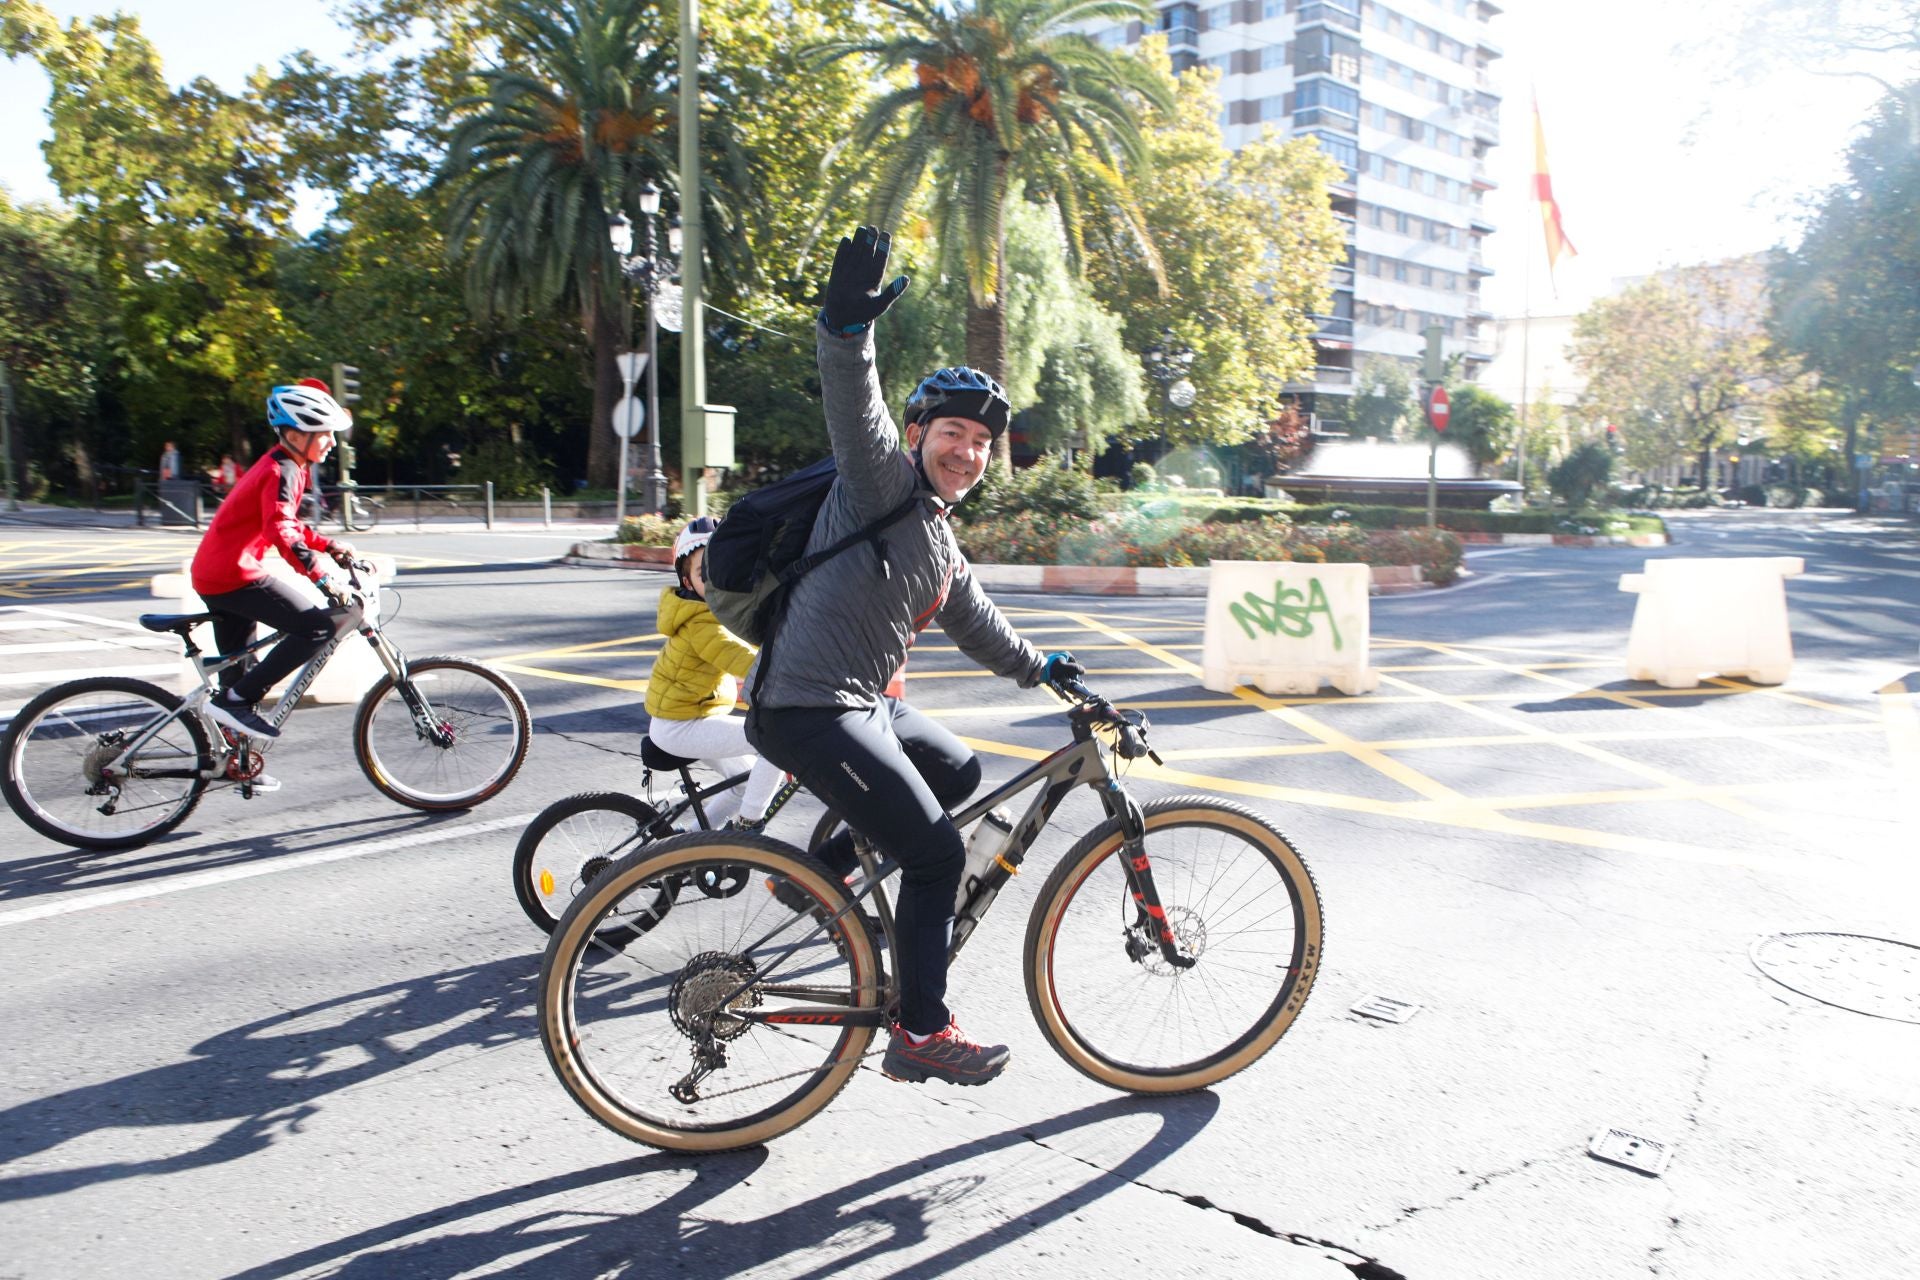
left=1023, top=796, right=1323, bottom=1094
left=538, top=832, right=882, bottom=1154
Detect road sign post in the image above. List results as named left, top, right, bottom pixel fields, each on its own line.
left=1425, top=385, right=1451, bottom=529
left=613, top=352, right=648, bottom=523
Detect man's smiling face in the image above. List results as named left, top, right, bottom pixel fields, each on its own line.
left=907, top=415, right=994, bottom=503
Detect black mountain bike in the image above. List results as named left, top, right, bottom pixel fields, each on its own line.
left=537, top=675, right=1323, bottom=1153
left=512, top=734, right=837, bottom=937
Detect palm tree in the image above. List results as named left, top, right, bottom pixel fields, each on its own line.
left=809, top=0, right=1170, bottom=467
left=438, top=0, right=752, bottom=490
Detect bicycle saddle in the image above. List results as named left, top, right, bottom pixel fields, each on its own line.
left=640, top=736, right=700, bottom=772
left=138, top=612, right=217, bottom=634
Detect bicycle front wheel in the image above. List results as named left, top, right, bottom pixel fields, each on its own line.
left=346, top=495, right=380, bottom=532
left=1, top=677, right=211, bottom=850
left=513, top=791, right=674, bottom=936
left=1024, top=796, right=1322, bottom=1094
left=353, top=656, right=531, bottom=809
left=540, top=832, right=882, bottom=1154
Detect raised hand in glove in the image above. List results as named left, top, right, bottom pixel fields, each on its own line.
left=819, top=225, right=909, bottom=334
left=1042, top=651, right=1086, bottom=688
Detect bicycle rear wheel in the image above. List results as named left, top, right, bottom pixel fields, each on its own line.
left=513, top=791, right=675, bottom=936
left=1024, top=796, right=1321, bottom=1094
left=1, top=677, right=211, bottom=850
left=346, top=494, right=380, bottom=532
left=353, top=656, right=530, bottom=809
left=540, top=832, right=882, bottom=1153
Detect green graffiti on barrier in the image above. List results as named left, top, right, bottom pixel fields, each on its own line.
left=1229, top=577, right=1343, bottom=649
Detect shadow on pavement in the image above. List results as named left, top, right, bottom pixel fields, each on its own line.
left=226, top=1092, right=1221, bottom=1279
left=0, top=956, right=538, bottom=1203
left=0, top=811, right=480, bottom=904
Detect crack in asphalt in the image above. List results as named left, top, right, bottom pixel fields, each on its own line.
left=1363, top=1156, right=1551, bottom=1233
left=1007, top=1125, right=1409, bottom=1278
left=530, top=720, right=650, bottom=765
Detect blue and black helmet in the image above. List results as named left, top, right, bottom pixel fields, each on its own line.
left=905, top=367, right=1012, bottom=440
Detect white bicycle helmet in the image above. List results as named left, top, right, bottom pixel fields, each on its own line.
left=673, top=517, right=718, bottom=593
left=266, top=385, right=353, bottom=435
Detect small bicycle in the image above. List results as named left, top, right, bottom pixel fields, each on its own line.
left=511, top=735, right=839, bottom=937
left=1, top=563, right=531, bottom=850
left=301, top=485, right=383, bottom=533
left=537, top=675, right=1324, bottom=1153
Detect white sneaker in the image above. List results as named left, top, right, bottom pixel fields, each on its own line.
left=246, top=773, right=282, bottom=794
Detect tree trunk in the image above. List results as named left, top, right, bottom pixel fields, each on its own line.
left=586, top=301, right=623, bottom=493
left=964, top=294, right=1010, bottom=472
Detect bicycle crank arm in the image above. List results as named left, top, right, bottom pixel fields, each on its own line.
left=737, top=1006, right=890, bottom=1028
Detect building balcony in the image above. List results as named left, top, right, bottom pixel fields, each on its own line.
left=1329, top=266, right=1355, bottom=288
left=1313, top=315, right=1355, bottom=346
left=1471, top=161, right=1497, bottom=191
left=1165, top=23, right=1199, bottom=48
left=1476, top=34, right=1504, bottom=59
left=1470, top=213, right=1496, bottom=234
left=1296, top=2, right=1361, bottom=32
left=1283, top=366, right=1356, bottom=391
left=1468, top=253, right=1494, bottom=276
left=1463, top=337, right=1496, bottom=361
left=1470, top=112, right=1500, bottom=146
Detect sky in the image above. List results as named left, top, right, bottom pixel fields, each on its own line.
left=0, top=0, right=1903, bottom=320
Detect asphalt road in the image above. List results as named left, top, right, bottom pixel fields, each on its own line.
left=0, top=511, right=1915, bottom=1280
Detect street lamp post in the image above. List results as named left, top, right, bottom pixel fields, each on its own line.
left=1141, top=328, right=1195, bottom=480
left=609, top=182, right=680, bottom=518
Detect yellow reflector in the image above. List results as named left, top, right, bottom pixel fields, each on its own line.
left=539, top=869, right=555, bottom=896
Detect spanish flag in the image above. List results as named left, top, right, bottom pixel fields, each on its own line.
left=1532, top=94, right=1576, bottom=278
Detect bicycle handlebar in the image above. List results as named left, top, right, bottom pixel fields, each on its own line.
left=1048, top=672, right=1161, bottom=764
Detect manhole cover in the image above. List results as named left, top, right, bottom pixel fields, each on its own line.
left=1750, top=932, right=1920, bottom=1024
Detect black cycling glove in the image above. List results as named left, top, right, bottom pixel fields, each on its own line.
left=820, top=225, right=909, bottom=334
left=1042, top=651, right=1085, bottom=688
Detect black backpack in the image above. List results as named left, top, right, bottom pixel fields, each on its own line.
left=702, top=456, right=920, bottom=645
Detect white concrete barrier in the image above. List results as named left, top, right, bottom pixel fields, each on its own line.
left=1201, top=561, right=1379, bottom=695
left=1620, top=556, right=1805, bottom=689
left=150, top=553, right=400, bottom=704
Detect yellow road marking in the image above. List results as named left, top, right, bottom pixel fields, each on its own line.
left=490, top=632, right=663, bottom=665
left=489, top=661, right=649, bottom=694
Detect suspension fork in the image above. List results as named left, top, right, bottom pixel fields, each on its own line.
left=365, top=630, right=451, bottom=747
left=1101, top=778, right=1195, bottom=970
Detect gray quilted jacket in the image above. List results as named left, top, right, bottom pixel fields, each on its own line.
left=744, top=322, right=1047, bottom=709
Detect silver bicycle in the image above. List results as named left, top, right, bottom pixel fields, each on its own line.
left=1, top=563, right=532, bottom=850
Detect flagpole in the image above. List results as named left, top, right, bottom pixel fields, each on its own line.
left=1518, top=241, right=1532, bottom=500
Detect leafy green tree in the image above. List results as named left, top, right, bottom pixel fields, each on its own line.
left=4, top=2, right=301, bottom=471
left=0, top=192, right=108, bottom=491
left=1570, top=262, right=1776, bottom=484
left=436, top=0, right=753, bottom=490
left=1351, top=356, right=1415, bottom=440
left=1082, top=55, right=1343, bottom=449
left=1440, top=383, right=1515, bottom=472
left=1547, top=441, right=1613, bottom=511
left=1770, top=83, right=1920, bottom=492
left=807, top=0, right=1172, bottom=467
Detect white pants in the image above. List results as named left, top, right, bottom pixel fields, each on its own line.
left=646, top=713, right=787, bottom=826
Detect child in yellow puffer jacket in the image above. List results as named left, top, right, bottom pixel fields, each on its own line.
left=642, top=517, right=787, bottom=828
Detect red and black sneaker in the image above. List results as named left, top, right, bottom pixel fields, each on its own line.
left=881, top=1017, right=1010, bottom=1086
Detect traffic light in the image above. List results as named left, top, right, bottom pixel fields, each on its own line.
left=331, top=362, right=361, bottom=406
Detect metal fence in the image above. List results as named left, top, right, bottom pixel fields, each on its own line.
left=136, top=479, right=499, bottom=530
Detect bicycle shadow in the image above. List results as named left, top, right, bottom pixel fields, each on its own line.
left=0, top=955, right=537, bottom=1202
left=226, top=1092, right=1221, bottom=1279
left=0, top=812, right=479, bottom=904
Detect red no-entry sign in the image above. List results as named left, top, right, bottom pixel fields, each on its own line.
left=1426, top=385, right=1451, bottom=433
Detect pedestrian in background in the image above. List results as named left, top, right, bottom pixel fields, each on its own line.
left=158, top=440, right=181, bottom=481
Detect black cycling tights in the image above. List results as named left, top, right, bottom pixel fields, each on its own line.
left=747, top=698, right=981, bottom=1036
left=201, top=577, right=363, bottom=707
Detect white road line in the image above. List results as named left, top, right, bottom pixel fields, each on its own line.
left=0, top=605, right=152, bottom=632
left=0, top=812, right=536, bottom=928
left=0, top=663, right=181, bottom=687
left=0, top=639, right=176, bottom=656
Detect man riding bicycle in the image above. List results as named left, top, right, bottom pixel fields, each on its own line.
left=189, top=381, right=365, bottom=750
left=744, top=226, right=1081, bottom=1087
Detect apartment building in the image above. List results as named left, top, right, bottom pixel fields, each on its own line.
left=1091, top=0, right=1504, bottom=432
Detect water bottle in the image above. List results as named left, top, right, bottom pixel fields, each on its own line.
left=948, top=809, right=1013, bottom=921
